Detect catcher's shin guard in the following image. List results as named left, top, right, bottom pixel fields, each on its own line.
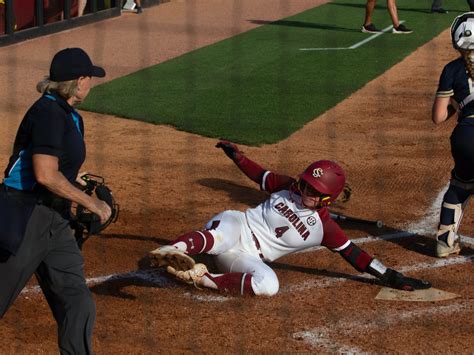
left=436, top=202, right=464, bottom=257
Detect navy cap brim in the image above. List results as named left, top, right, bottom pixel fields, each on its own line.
left=91, top=65, right=106, bottom=78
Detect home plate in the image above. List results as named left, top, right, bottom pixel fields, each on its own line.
left=376, top=287, right=459, bottom=302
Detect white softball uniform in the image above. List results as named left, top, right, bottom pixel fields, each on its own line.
left=204, top=188, right=349, bottom=296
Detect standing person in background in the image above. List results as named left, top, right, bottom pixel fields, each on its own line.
left=432, top=13, right=474, bottom=257
left=361, top=0, right=412, bottom=34
left=431, top=1, right=474, bottom=13
left=78, top=0, right=87, bottom=16
left=0, top=48, right=111, bottom=354
left=135, top=0, right=143, bottom=14
left=431, top=0, right=448, bottom=13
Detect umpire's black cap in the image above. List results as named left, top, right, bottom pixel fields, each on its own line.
left=49, top=47, right=106, bottom=82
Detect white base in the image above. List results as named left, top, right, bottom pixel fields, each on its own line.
left=376, top=287, right=459, bottom=302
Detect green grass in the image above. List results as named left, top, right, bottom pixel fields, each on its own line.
left=80, top=0, right=467, bottom=145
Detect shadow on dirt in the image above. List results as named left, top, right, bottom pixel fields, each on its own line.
left=270, top=261, right=380, bottom=287
left=197, top=178, right=267, bottom=207
left=97, top=233, right=170, bottom=245
left=90, top=255, right=177, bottom=300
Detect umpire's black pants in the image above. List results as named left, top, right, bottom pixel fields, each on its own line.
left=0, top=204, right=95, bottom=355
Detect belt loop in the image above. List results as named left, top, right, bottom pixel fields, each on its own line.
left=252, top=232, right=265, bottom=260
left=245, top=213, right=265, bottom=260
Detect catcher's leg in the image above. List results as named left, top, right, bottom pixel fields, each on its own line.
left=436, top=182, right=471, bottom=257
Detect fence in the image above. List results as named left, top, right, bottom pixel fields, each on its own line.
left=0, top=0, right=161, bottom=47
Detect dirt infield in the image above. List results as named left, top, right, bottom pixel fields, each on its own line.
left=0, top=1, right=473, bottom=353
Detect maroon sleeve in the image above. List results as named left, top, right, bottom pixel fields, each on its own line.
left=319, top=208, right=350, bottom=250
left=234, top=155, right=295, bottom=193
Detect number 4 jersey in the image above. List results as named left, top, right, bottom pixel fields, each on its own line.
left=245, top=171, right=350, bottom=262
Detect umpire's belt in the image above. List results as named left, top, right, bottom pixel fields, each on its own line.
left=3, top=184, right=70, bottom=213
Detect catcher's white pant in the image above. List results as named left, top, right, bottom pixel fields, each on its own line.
left=204, top=210, right=279, bottom=296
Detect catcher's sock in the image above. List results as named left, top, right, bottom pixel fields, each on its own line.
left=203, top=272, right=254, bottom=295
left=171, top=230, right=215, bottom=255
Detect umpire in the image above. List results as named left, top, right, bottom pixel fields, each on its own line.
left=0, top=48, right=111, bottom=354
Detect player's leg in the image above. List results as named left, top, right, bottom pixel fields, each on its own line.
left=364, top=0, right=376, bottom=26
left=431, top=0, right=443, bottom=12
left=435, top=183, right=471, bottom=257
left=195, top=251, right=279, bottom=296
left=164, top=210, right=244, bottom=255
left=468, top=0, right=474, bottom=11
left=437, top=125, right=474, bottom=257
left=386, top=0, right=400, bottom=27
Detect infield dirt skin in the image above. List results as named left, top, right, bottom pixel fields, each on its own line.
left=0, top=0, right=473, bottom=353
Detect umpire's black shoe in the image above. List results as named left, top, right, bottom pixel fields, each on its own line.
left=361, top=24, right=382, bottom=34
left=136, top=6, right=143, bottom=14
left=431, top=7, right=448, bottom=14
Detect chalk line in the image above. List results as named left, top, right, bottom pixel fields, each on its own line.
left=299, top=22, right=403, bottom=51
left=293, top=302, right=471, bottom=352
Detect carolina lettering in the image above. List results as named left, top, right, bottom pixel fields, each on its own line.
left=274, top=203, right=310, bottom=241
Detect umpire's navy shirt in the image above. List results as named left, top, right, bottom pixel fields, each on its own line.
left=436, top=56, right=474, bottom=125
left=3, top=92, right=85, bottom=191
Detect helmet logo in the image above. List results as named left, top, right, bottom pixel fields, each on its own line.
left=312, top=168, right=324, bottom=178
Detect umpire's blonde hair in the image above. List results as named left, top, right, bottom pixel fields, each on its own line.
left=36, top=76, right=78, bottom=99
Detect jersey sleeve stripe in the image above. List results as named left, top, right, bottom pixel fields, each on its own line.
left=261, top=171, right=271, bottom=191
left=332, top=239, right=351, bottom=252
left=436, top=90, right=454, bottom=97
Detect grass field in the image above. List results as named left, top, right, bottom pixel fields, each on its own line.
left=80, top=0, right=467, bottom=145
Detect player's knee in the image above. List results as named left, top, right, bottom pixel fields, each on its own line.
left=251, top=272, right=279, bottom=296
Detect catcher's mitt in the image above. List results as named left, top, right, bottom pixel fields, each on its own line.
left=72, top=174, right=119, bottom=235
left=149, top=245, right=196, bottom=272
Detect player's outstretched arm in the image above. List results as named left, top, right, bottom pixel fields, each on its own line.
left=215, top=140, right=267, bottom=185
left=338, top=242, right=431, bottom=291
left=215, top=140, right=244, bottom=162
left=215, top=140, right=295, bottom=191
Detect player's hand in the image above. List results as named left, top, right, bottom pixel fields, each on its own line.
left=381, top=268, right=431, bottom=291
left=215, top=140, right=243, bottom=161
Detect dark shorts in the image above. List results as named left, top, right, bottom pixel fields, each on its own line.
left=450, top=124, right=474, bottom=181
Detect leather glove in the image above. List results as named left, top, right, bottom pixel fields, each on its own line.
left=215, top=140, right=243, bottom=161
left=380, top=268, right=432, bottom=291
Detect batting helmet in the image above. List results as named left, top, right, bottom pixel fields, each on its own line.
left=298, top=160, right=346, bottom=208
left=451, top=12, right=474, bottom=50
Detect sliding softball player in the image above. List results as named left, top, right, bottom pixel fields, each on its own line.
left=150, top=141, right=431, bottom=296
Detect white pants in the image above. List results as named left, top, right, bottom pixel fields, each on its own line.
left=204, top=210, right=279, bottom=296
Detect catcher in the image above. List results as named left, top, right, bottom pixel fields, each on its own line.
left=149, top=141, right=431, bottom=296
left=431, top=12, right=474, bottom=257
